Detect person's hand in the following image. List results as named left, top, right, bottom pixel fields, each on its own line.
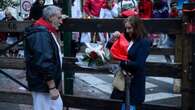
left=120, top=61, right=127, bottom=69
left=109, top=31, right=120, bottom=43
left=49, top=88, right=60, bottom=100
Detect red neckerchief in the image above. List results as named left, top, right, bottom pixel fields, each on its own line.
left=34, top=17, right=57, bottom=33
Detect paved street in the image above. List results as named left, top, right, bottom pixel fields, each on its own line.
left=75, top=73, right=181, bottom=105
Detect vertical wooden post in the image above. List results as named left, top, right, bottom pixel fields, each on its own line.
left=125, top=75, right=130, bottom=110
left=173, top=0, right=182, bottom=94
left=174, top=33, right=183, bottom=94
left=181, top=26, right=193, bottom=110
left=191, top=33, right=195, bottom=110
left=63, top=0, right=74, bottom=95
left=181, top=3, right=195, bottom=110
left=189, top=3, right=195, bottom=110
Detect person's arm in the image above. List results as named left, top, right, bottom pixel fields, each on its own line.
left=111, top=4, right=119, bottom=17
left=120, top=39, right=151, bottom=73
left=106, top=31, right=120, bottom=49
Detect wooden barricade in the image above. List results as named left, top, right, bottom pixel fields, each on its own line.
left=0, top=17, right=191, bottom=110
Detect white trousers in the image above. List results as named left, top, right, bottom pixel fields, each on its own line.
left=32, top=92, right=63, bottom=110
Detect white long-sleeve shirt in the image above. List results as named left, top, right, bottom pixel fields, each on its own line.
left=99, top=4, right=118, bottom=19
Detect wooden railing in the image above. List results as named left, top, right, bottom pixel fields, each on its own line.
left=0, top=17, right=191, bottom=110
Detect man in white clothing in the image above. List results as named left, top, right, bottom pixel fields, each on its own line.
left=24, top=5, right=66, bottom=110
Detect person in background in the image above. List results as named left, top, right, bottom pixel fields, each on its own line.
left=99, top=0, right=118, bottom=19
left=152, top=0, right=169, bottom=18
left=29, top=0, right=45, bottom=20
left=71, top=0, right=82, bottom=55
left=53, top=0, right=64, bottom=7
left=99, top=0, right=118, bottom=43
left=177, top=0, right=189, bottom=16
left=2, top=7, right=19, bottom=57
left=138, top=0, right=153, bottom=19
left=107, top=16, right=151, bottom=110
left=118, top=0, right=138, bottom=17
left=82, top=0, right=105, bottom=43
left=24, top=5, right=67, bottom=110
left=169, top=1, right=179, bottom=17
left=0, top=9, right=5, bottom=20
left=83, top=0, right=105, bottom=18
left=152, top=0, right=170, bottom=48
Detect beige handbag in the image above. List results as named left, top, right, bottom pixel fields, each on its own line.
left=112, top=70, right=125, bottom=91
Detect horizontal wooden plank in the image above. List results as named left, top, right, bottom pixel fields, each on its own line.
left=0, top=91, right=180, bottom=110
left=63, top=95, right=181, bottom=110
left=0, top=57, right=25, bottom=69
left=0, top=43, right=8, bottom=51
left=62, top=57, right=181, bottom=78
left=0, top=90, right=121, bottom=110
left=145, top=62, right=181, bottom=78
left=63, top=95, right=121, bottom=110
left=63, top=57, right=181, bottom=78
left=143, top=18, right=182, bottom=34
left=0, top=91, right=32, bottom=105
left=0, top=57, right=181, bottom=78
left=63, top=61, right=181, bottom=78
left=0, top=21, right=32, bottom=32
left=0, top=43, right=174, bottom=55
left=63, top=18, right=182, bottom=33
left=143, top=103, right=181, bottom=110
left=150, top=48, right=174, bottom=55
left=0, top=18, right=182, bottom=34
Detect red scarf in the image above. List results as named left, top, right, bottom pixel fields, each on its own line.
left=34, top=17, right=57, bottom=33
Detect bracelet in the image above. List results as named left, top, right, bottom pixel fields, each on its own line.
left=49, top=86, right=56, bottom=90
